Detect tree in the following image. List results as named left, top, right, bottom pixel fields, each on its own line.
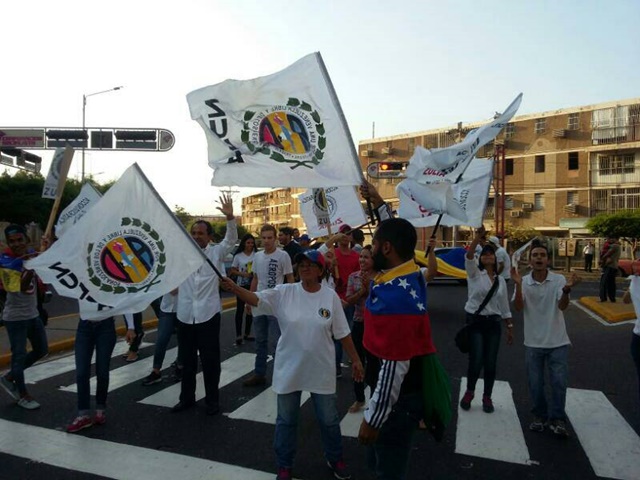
left=586, top=210, right=640, bottom=253
left=502, top=223, right=539, bottom=250
left=173, top=205, right=192, bottom=228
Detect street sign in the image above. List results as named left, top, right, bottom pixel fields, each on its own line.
left=0, top=127, right=175, bottom=152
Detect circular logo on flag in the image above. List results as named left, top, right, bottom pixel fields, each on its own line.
left=241, top=98, right=326, bottom=169
left=87, top=217, right=166, bottom=294
left=312, top=188, right=337, bottom=219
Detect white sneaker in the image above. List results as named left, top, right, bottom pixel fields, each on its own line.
left=17, top=396, right=40, bottom=410
left=0, top=376, right=18, bottom=401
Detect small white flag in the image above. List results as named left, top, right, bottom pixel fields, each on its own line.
left=406, top=94, right=522, bottom=184
left=299, top=186, right=367, bottom=237
left=187, top=52, right=362, bottom=188
left=42, top=146, right=74, bottom=199
left=55, top=183, right=102, bottom=238
left=26, top=164, right=206, bottom=320
left=398, top=158, right=493, bottom=228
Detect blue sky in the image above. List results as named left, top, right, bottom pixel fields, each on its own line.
left=2, top=0, right=638, bottom=215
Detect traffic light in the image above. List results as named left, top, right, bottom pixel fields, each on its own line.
left=91, top=131, right=113, bottom=149
left=46, top=129, right=88, bottom=148
left=0, top=148, right=41, bottom=172
left=366, top=161, right=407, bottom=179
left=114, top=130, right=157, bottom=150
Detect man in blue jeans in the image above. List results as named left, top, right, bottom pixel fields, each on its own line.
left=0, top=224, right=49, bottom=410
left=512, top=242, right=580, bottom=437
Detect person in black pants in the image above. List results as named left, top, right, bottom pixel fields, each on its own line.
left=123, top=312, right=144, bottom=362
left=599, top=237, right=620, bottom=303
left=228, top=234, right=257, bottom=345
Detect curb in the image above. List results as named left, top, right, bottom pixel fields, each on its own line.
left=0, top=298, right=237, bottom=369
left=578, top=296, right=635, bottom=323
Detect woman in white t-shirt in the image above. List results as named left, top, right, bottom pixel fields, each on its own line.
left=228, top=234, right=257, bottom=345
left=622, top=260, right=640, bottom=406
left=222, top=249, right=364, bottom=480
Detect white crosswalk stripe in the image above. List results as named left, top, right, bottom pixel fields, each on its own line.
left=26, top=340, right=152, bottom=384
left=228, top=387, right=311, bottom=424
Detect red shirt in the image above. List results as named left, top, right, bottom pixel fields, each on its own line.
left=334, top=249, right=360, bottom=300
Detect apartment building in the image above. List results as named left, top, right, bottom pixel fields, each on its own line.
left=241, top=187, right=306, bottom=234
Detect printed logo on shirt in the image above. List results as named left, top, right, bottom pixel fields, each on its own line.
left=318, top=308, right=331, bottom=319
left=87, top=217, right=166, bottom=294
left=267, top=258, right=279, bottom=289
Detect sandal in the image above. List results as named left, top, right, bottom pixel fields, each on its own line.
left=348, top=401, right=365, bottom=413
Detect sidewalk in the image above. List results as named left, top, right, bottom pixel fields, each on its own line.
left=0, top=298, right=237, bottom=369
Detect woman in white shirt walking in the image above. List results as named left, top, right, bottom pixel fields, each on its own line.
left=228, top=233, right=257, bottom=345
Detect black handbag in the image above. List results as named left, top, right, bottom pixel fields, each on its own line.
left=455, top=277, right=499, bottom=353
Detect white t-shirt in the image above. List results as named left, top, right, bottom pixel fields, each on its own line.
left=627, top=275, right=640, bottom=336
left=253, top=249, right=293, bottom=292
left=255, top=283, right=350, bottom=395
left=160, top=291, right=178, bottom=313
left=517, top=270, right=571, bottom=348
left=231, top=251, right=255, bottom=288
left=464, top=258, right=512, bottom=319
left=495, top=246, right=511, bottom=280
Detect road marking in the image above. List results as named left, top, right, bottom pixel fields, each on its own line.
left=571, top=300, right=637, bottom=327
left=566, top=388, right=640, bottom=480
left=339, top=392, right=370, bottom=438
left=139, top=353, right=255, bottom=408
left=60, top=348, right=178, bottom=394
left=228, top=388, right=311, bottom=424
left=455, top=378, right=532, bottom=465
left=0, top=418, right=274, bottom=480
left=26, top=341, right=152, bottom=384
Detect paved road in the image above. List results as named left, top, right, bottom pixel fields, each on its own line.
left=0, top=281, right=639, bottom=480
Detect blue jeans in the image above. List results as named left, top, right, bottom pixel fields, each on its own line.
left=275, top=391, right=343, bottom=468
left=5, top=316, right=48, bottom=395
left=525, top=345, right=569, bottom=421
left=75, top=318, right=116, bottom=414
left=253, top=315, right=280, bottom=377
left=153, top=310, right=181, bottom=370
left=367, top=391, right=423, bottom=480
left=466, top=315, right=501, bottom=397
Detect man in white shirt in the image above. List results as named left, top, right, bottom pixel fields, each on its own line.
left=243, top=224, right=294, bottom=387
left=171, top=194, right=237, bottom=415
left=512, top=242, right=580, bottom=437
left=489, top=236, right=511, bottom=283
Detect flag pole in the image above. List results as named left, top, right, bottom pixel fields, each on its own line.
left=130, top=164, right=223, bottom=278
left=315, top=52, right=376, bottom=225
left=44, top=146, right=74, bottom=239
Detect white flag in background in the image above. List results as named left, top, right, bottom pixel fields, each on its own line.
left=187, top=52, right=362, bottom=188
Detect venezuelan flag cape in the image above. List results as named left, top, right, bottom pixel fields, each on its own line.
left=364, top=261, right=436, bottom=361
left=0, top=249, right=33, bottom=293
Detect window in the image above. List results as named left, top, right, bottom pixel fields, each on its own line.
left=505, top=196, right=514, bottom=209
left=535, top=155, right=545, bottom=173
left=505, top=123, right=516, bottom=139
left=534, top=118, right=546, bottom=134
left=534, top=193, right=545, bottom=210
left=568, top=113, right=579, bottom=130
left=568, top=152, right=579, bottom=170
left=505, top=158, right=514, bottom=175
left=598, top=154, right=635, bottom=175
left=567, top=191, right=578, bottom=205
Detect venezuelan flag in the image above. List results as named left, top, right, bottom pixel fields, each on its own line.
left=0, top=251, right=26, bottom=292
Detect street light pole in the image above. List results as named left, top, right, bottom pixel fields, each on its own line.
left=82, top=86, right=123, bottom=181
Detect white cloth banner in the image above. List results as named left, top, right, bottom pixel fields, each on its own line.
left=26, top=164, right=206, bottom=320
left=406, top=93, right=522, bottom=184
left=55, top=183, right=102, bottom=238
left=42, top=147, right=74, bottom=199
left=398, top=158, right=493, bottom=228
left=299, top=186, right=367, bottom=237
left=187, top=52, right=362, bottom=188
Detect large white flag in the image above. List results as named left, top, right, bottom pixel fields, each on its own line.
left=398, top=158, right=493, bottom=228
left=299, top=186, right=367, bottom=237
left=42, top=147, right=74, bottom=199
left=26, top=164, right=206, bottom=320
left=187, top=52, right=362, bottom=188
left=406, top=94, right=522, bottom=184
left=55, top=182, right=102, bottom=238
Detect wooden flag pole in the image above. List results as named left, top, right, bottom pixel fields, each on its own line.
left=44, top=146, right=75, bottom=239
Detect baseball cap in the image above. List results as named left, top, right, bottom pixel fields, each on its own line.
left=299, top=234, right=310, bottom=242
left=488, top=236, right=500, bottom=247
left=4, top=224, right=27, bottom=238
left=339, top=224, right=352, bottom=234
left=294, top=250, right=325, bottom=269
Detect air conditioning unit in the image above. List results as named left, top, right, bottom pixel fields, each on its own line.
left=552, top=129, right=567, bottom=138
left=381, top=147, right=393, bottom=155
left=361, top=149, right=372, bottom=157
left=522, top=202, right=534, bottom=211
left=510, top=210, right=522, bottom=218
left=564, top=204, right=577, bottom=214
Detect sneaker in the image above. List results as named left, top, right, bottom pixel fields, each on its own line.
left=67, top=415, right=93, bottom=433
left=529, top=417, right=546, bottom=432
left=549, top=419, right=570, bottom=437
left=93, top=410, right=106, bottom=426
left=276, top=466, right=292, bottom=480
left=173, top=365, right=183, bottom=382
left=142, top=371, right=162, bottom=386
left=0, top=375, right=18, bottom=401
left=235, top=337, right=243, bottom=346
left=348, top=401, right=365, bottom=413
left=459, top=391, right=474, bottom=411
left=327, top=459, right=352, bottom=480
left=482, top=395, right=494, bottom=413
left=17, top=395, right=40, bottom=410
left=242, top=374, right=266, bottom=387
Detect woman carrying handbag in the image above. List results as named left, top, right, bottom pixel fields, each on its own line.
left=460, top=226, right=513, bottom=413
